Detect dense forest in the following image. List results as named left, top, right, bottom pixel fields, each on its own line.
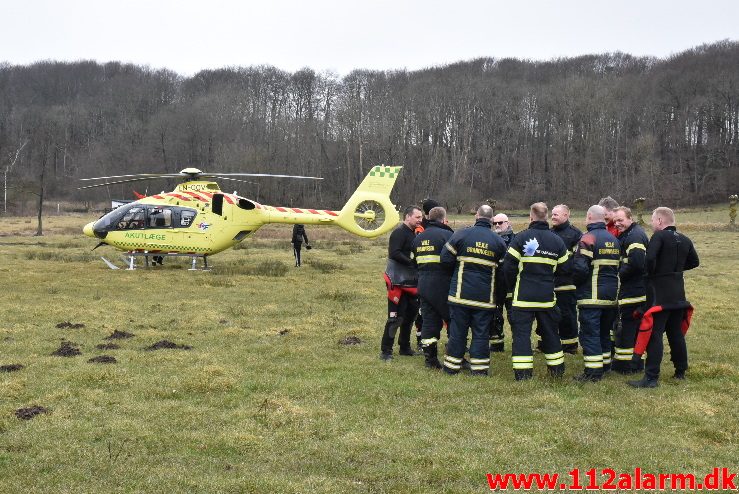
left=1, top=40, right=737, bottom=214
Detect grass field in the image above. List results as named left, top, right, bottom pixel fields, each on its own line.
left=0, top=212, right=737, bottom=493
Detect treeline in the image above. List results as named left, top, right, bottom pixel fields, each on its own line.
left=1, top=40, right=737, bottom=213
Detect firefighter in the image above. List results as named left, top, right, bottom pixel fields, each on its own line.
left=440, top=205, right=507, bottom=376
left=549, top=204, right=582, bottom=354
left=572, top=205, right=620, bottom=382
left=502, top=202, right=570, bottom=380
left=380, top=206, right=423, bottom=360
left=628, top=207, right=699, bottom=388
left=612, top=206, right=649, bottom=374
left=598, top=196, right=620, bottom=237
left=489, top=213, right=516, bottom=352
left=412, top=206, right=454, bottom=369
left=413, top=198, right=441, bottom=350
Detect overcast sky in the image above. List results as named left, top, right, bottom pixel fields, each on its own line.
left=2, top=0, right=737, bottom=76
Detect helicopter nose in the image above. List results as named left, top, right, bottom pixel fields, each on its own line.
left=83, top=222, right=94, bottom=238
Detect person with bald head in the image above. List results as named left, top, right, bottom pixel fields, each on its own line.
left=440, top=204, right=507, bottom=376
left=571, top=205, right=620, bottom=382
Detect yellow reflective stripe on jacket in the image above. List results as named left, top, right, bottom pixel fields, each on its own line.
left=592, top=259, right=620, bottom=266
left=457, top=256, right=497, bottom=267
left=579, top=249, right=593, bottom=258
left=557, top=251, right=570, bottom=264
left=520, top=256, right=557, bottom=266
left=626, top=243, right=646, bottom=254
left=508, top=248, right=521, bottom=260
left=416, top=255, right=441, bottom=264
left=455, top=262, right=464, bottom=298
left=618, top=295, right=646, bottom=305
left=577, top=299, right=617, bottom=306
left=512, top=299, right=556, bottom=309
left=555, top=285, right=576, bottom=291
left=447, top=295, right=496, bottom=309
left=444, top=242, right=457, bottom=255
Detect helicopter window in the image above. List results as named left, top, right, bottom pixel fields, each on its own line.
left=117, top=207, right=146, bottom=230
left=212, top=194, right=224, bottom=215
left=237, top=198, right=256, bottom=210
left=179, top=209, right=197, bottom=227
left=148, top=208, right=172, bottom=228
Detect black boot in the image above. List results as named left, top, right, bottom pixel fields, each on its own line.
left=573, top=369, right=602, bottom=383
left=514, top=369, right=533, bottom=381
left=547, top=363, right=565, bottom=378
left=562, top=343, right=578, bottom=355
left=423, top=344, right=443, bottom=369
left=628, top=376, right=659, bottom=388
left=489, top=341, right=504, bottom=353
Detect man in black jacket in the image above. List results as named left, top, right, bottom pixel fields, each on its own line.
left=412, top=206, right=454, bottom=369
left=440, top=205, right=507, bottom=376
left=629, top=207, right=699, bottom=388
left=612, top=206, right=649, bottom=374
left=572, top=205, right=620, bottom=382
left=489, top=213, right=516, bottom=352
left=380, top=206, right=423, bottom=360
left=503, top=202, right=570, bottom=380
left=550, top=204, right=582, bottom=354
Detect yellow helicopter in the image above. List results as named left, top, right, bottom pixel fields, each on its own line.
left=81, top=165, right=402, bottom=269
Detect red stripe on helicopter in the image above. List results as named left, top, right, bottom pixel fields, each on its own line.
left=166, top=193, right=191, bottom=201
left=184, top=191, right=210, bottom=202
left=153, top=195, right=165, bottom=199
left=323, top=210, right=339, bottom=216
left=275, top=207, right=288, bottom=212
left=307, top=209, right=321, bottom=214
left=291, top=208, right=304, bottom=213
left=222, top=194, right=235, bottom=204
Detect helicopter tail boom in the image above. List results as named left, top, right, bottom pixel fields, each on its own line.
left=261, top=165, right=401, bottom=238
left=334, top=165, right=401, bottom=238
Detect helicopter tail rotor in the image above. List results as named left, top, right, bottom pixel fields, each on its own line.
left=334, top=166, right=401, bottom=238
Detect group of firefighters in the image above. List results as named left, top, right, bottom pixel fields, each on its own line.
left=380, top=198, right=700, bottom=388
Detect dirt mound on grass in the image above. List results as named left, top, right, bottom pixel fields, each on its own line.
left=96, top=343, right=120, bottom=350
left=15, top=406, right=49, bottom=420
left=51, top=341, right=81, bottom=357
left=105, top=330, right=135, bottom=340
left=88, top=355, right=117, bottom=364
left=145, top=340, right=192, bottom=350
left=0, top=364, right=24, bottom=372
left=339, top=335, right=362, bottom=345
left=56, top=321, right=85, bottom=329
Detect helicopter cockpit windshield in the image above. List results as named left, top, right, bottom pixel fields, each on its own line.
left=91, top=204, right=198, bottom=238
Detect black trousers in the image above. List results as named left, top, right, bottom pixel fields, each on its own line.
left=418, top=288, right=449, bottom=348
left=645, top=309, right=688, bottom=380
left=510, top=308, right=563, bottom=371
left=292, top=243, right=303, bottom=266
left=489, top=298, right=512, bottom=345
left=380, top=292, right=419, bottom=353
left=555, top=290, right=578, bottom=348
left=613, top=303, right=645, bottom=372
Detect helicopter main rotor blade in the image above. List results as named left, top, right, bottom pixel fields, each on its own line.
left=212, top=176, right=260, bottom=185
left=78, top=176, right=168, bottom=190
left=201, top=173, right=323, bottom=180
left=80, top=173, right=182, bottom=181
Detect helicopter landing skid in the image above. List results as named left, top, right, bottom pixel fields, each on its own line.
left=100, top=252, right=211, bottom=271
